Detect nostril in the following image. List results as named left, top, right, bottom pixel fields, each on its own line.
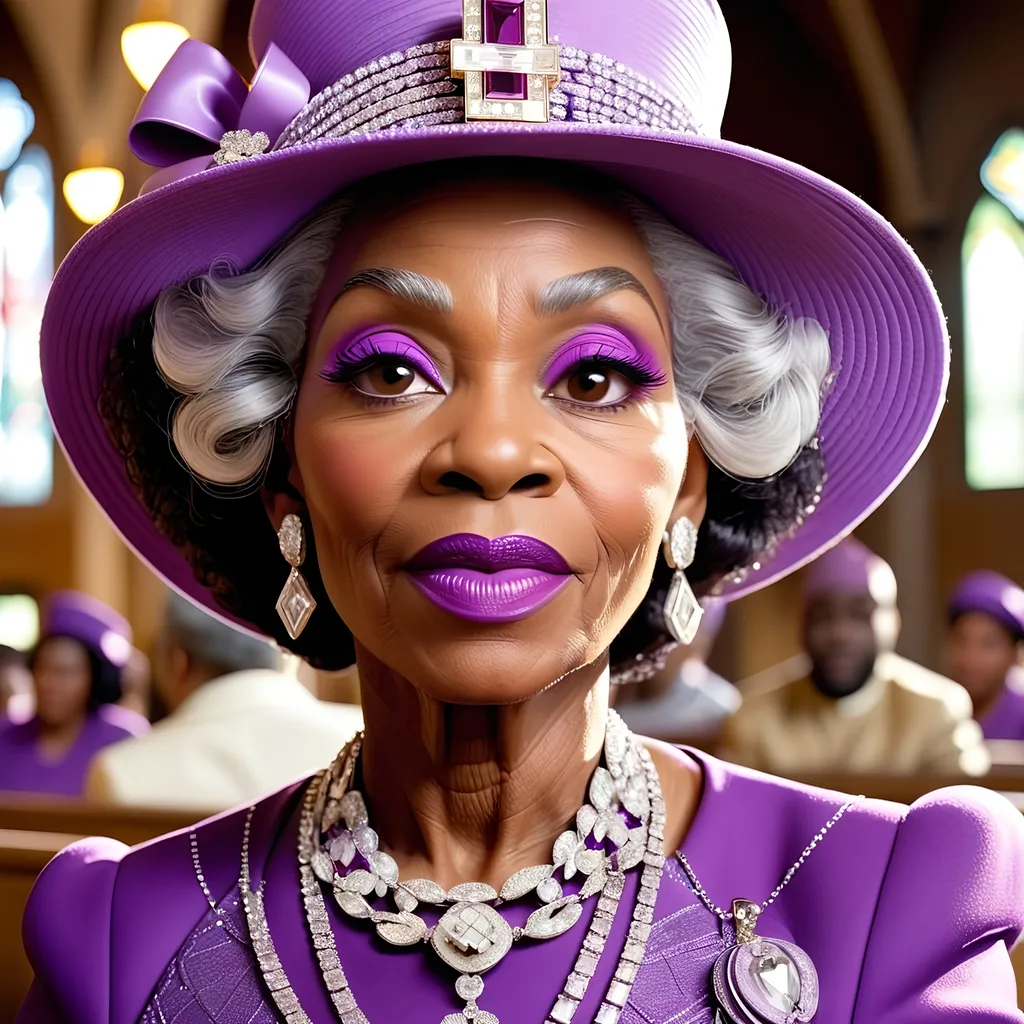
left=437, top=471, right=484, bottom=494
left=512, top=473, right=550, bottom=492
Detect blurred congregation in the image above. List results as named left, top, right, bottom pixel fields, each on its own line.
left=3, top=0, right=1024, bottom=1018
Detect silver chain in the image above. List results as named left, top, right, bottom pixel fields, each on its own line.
left=190, top=829, right=225, bottom=922
left=675, top=794, right=863, bottom=920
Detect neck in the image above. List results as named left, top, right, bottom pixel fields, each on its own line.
left=36, top=714, right=86, bottom=760
left=355, top=642, right=609, bottom=891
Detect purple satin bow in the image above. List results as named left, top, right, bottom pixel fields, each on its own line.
left=129, top=38, right=310, bottom=194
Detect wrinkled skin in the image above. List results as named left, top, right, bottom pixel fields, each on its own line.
left=287, top=180, right=702, bottom=705
left=269, top=177, right=706, bottom=887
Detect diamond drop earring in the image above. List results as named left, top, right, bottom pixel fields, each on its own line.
left=276, top=513, right=316, bottom=640
left=662, top=517, right=703, bottom=645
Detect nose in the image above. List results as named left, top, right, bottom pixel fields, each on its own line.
left=420, top=391, right=565, bottom=500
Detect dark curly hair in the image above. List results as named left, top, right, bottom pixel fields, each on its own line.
left=99, top=307, right=824, bottom=672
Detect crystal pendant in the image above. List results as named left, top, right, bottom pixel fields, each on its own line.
left=711, top=900, right=818, bottom=1024
left=754, top=951, right=800, bottom=1012
left=276, top=567, right=316, bottom=639
left=663, top=570, right=703, bottom=645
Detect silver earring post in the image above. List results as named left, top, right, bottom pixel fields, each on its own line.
left=662, top=517, right=703, bottom=645
left=276, top=513, right=316, bottom=640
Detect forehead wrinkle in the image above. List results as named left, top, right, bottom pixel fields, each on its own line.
left=338, top=267, right=454, bottom=313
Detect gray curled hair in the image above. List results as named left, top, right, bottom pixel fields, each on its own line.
left=152, top=200, right=349, bottom=485
left=153, top=192, right=830, bottom=486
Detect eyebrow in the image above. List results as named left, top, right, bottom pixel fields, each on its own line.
left=536, top=267, right=663, bottom=326
left=338, top=267, right=454, bottom=313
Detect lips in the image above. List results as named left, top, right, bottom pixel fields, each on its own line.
left=404, top=533, right=573, bottom=624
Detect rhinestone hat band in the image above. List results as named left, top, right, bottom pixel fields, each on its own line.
left=279, top=42, right=699, bottom=150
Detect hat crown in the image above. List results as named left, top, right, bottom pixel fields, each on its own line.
left=249, top=0, right=731, bottom=136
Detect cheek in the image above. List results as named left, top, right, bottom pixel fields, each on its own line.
left=577, top=406, right=688, bottom=582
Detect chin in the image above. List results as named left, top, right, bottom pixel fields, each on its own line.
left=372, top=624, right=600, bottom=706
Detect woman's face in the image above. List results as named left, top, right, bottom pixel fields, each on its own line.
left=948, top=611, right=1020, bottom=709
left=32, top=636, right=93, bottom=727
left=291, top=179, right=700, bottom=703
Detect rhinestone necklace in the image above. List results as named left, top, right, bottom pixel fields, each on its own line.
left=239, top=710, right=666, bottom=1024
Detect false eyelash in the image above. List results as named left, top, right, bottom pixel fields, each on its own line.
left=318, top=333, right=443, bottom=389
left=555, top=340, right=670, bottom=391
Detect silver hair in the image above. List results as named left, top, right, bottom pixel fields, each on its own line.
left=152, top=193, right=830, bottom=486
left=152, top=200, right=349, bottom=485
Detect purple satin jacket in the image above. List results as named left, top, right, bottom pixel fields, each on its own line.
left=17, top=748, right=1024, bottom=1023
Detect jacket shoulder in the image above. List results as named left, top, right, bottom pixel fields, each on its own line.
left=22, top=836, right=128, bottom=1024
left=854, top=785, right=1024, bottom=1021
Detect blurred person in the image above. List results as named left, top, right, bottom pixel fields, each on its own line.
left=0, top=643, right=32, bottom=720
left=86, top=592, right=362, bottom=811
left=0, top=592, right=148, bottom=796
left=614, top=599, right=739, bottom=742
left=948, top=570, right=1024, bottom=739
left=720, top=539, right=988, bottom=776
left=118, top=647, right=153, bottom=720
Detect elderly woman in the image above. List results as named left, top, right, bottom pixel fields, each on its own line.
left=0, top=591, right=148, bottom=796
left=19, top=0, right=1024, bottom=1021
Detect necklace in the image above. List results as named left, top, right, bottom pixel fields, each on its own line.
left=300, top=710, right=664, bottom=1024
left=237, top=710, right=665, bottom=1024
left=676, top=796, right=862, bottom=1024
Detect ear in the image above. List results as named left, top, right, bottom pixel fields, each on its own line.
left=669, top=434, right=709, bottom=531
left=262, top=419, right=307, bottom=532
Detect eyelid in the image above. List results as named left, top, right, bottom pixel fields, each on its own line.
left=320, top=328, right=446, bottom=391
left=542, top=324, right=669, bottom=390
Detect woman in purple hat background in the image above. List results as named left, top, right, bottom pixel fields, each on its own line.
left=0, top=591, right=148, bottom=797
left=17, top=0, right=1024, bottom=1021
left=949, top=571, right=1024, bottom=741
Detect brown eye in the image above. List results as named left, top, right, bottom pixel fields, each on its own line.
left=350, top=361, right=438, bottom=398
left=551, top=365, right=634, bottom=406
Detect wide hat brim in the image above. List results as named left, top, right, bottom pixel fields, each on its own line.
left=42, top=122, right=948, bottom=634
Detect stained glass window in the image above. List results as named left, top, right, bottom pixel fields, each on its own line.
left=963, top=133, right=1024, bottom=491
left=0, top=80, right=53, bottom=505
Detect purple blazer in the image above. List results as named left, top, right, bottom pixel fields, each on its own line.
left=981, top=668, right=1024, bottom=741
left=0, top=706, right=148, bottom=797
left=17, top=749, right=1024, bottom=1023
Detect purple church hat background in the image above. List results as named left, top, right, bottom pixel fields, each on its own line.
left=40, top=0, right=949, bottom=638
left=949, top=571, right=1024, bottom=640
left=39, top=591, right=134, bottom=669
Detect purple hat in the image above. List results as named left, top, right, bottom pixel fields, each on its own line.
left=804, top=538, right=898, bottom=607
left=39, top=0, right=948, bottom=633
left=949, top=571, right=1024, bottom=640
left=39, top=591, right=133, bottom=669
left=697, top=598, right=727, bottom=644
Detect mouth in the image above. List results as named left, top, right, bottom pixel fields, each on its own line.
left=404, top=533, right=573, bottom=624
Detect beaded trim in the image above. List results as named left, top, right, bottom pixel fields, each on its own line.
left=279, top=42, right=700, bottom=150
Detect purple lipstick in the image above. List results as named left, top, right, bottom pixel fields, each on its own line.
left=404, top=534, right=573, bottom=624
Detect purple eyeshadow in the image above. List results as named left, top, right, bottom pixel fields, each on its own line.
left=320, top=329, right=445, bottom=391
left=543, top=325, right=668, bottom=392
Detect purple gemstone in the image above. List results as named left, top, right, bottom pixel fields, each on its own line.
left=621, top=808, right=641, bottom=830
left=484, top=0, right=527, bottom=101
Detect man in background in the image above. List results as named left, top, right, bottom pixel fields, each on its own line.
left=719, top=538, right=989, bottom=776
left=614, top=599, right=739, bottom=745
left=947, top=570, right=1024, bottom=740
left=86, top=593, right=362, bottom=811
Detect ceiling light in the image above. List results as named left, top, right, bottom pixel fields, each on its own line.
left=121, top=20, right=189, bottom=90
left=62, top=167, right=125, bottom=225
